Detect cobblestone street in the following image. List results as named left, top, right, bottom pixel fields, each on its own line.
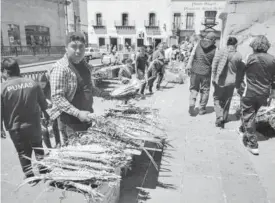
left=1, top=81, right=275, bottom=203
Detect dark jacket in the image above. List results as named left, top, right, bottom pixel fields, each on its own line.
left=238, top=53, right=275, bottom=98
left=1, top=76, right=48, bottom=131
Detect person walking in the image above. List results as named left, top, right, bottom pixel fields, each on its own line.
left=48, top=32, right=111, bottom=146
left=152, top=42, right=166, bottom=90
left=211, top=37, right=244, bottom=128
left=1, top=58, right=50, bottom=183
left=187, top=32, right=217, bottom=116
left=237, top=35, right=275, bottom=155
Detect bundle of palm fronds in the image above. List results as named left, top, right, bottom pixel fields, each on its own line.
left=17, top=144, right=130, bottom=202
left=110, top=79, right=142, bottom=99
left=256, top=101, right=275, bottom=129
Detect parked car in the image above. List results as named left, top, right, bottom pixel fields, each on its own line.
left=85, top=48, right=101, bottom=61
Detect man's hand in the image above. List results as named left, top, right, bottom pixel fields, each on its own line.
left=1, top=130, right=6, bottom=139
left=78, top=111, right=92, bottom=122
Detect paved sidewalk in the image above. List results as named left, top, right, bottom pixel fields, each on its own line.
left=120, top=82, right=274, bottom=203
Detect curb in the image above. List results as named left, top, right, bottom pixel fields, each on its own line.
left=20, top=60, right=57, bottom=68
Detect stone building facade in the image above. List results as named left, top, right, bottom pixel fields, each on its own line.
left=1, top=0, right=67, bottom=47
left=87, top=0, right=226, bottom=50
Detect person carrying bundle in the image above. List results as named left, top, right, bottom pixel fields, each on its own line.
left=118, top=58, right=134, bottom=84
left=237, top=35, right=275, bottom=155
left=48, top=32, right=111, bottom=146
left=146, top=58, right=165, bottom=94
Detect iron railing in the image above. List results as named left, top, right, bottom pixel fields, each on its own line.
left=1, top=46, right=66, bottom=57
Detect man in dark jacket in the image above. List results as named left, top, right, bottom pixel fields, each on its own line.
left=1, top=58, right=50, bottom=183
left=135, top=46, right=148, bottom=95
left=187, top=32, right=217, bottom=116
left=237, top=35, right=275, bottom=155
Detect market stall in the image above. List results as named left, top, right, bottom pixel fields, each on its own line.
left=17, top=105, right=167, bottom=203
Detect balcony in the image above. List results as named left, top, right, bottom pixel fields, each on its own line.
left=92, top=20, right=106, bottom=29
left=114, top=21, right=135, bottom=29
left=144, top=20, right=160, bottom=29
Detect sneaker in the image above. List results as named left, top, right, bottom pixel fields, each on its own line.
left=247, top=146, right=259, bottom=155
left=188, top=106, right=196, bottom=116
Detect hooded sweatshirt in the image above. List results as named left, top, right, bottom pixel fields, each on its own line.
left=191, top=40, right=216, bottom=76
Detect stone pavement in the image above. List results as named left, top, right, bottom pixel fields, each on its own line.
left=118, top=82, right=275, bottom=203
left=1, top=81, right=275, bottom=203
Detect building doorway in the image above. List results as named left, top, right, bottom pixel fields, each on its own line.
left=98, top=37, right=105, bottom=47
left=154, top=38, right=162, bottom=49
left=110, top=37, right=118, bottom=51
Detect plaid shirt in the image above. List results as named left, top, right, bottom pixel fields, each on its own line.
left=47, top=54, right=103, bottom=120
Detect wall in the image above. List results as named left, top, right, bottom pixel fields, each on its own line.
left=1, top=0, right=66, bottom=46
left=170, top=1, right=226, bottom=34
left=79, top=0, right=89, bottom=33
left=220, top=0, right=275, bottom=57
left=87, top=0, right=226, bottom=48
left=87, top=0, right=171, bottom=47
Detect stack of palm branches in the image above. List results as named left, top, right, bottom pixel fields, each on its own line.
left=110, top=79, right=142, bottom=99
left=18, top=105, right=167, bottom=202
left=17, top=144, right=130, bottom=202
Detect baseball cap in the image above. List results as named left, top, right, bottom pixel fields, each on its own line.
left=205, top=32, right=216, bottom=41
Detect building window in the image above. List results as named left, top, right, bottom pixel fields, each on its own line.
left=149, top=13, right=156, bottom=26
left=96, top=13, right=102, bottom=26
left=173, top=13, right=181, bottom=29
left=186, top=13, right=194, bottom=30
left=205, top=11, right=217, bottom=25
left=25, top=25, right=50, bottom=46
left=7, top=24, right=21, bottom=46
left=99, top=37, right=105, bottom=47
left=122, top=13, right=129, bottom=26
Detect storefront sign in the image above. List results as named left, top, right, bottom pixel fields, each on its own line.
left=183, top=2, right=224, bottom=11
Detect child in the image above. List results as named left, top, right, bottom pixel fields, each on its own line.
left=38, top=74, right=61, bottom=148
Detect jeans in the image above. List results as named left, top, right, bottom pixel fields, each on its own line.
left=189, top=72, right=211, bottom=109
left=240, top=96, right=268, bottom=148
left=213, top=84, right=235, bottom=122
left=9, top=126, right=45, bottom=177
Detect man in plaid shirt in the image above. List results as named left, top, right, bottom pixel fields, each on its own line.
left=48, top=32, right=110, bottom=145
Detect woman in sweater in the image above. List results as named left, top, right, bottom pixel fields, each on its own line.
left=211, top=37, right=244, bottom=128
